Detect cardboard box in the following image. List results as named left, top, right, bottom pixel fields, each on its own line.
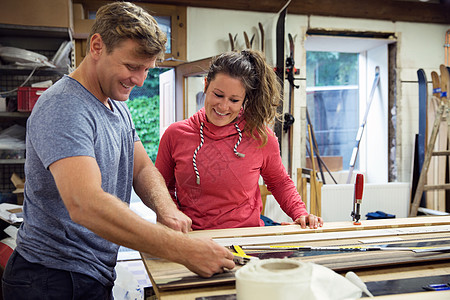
left=0, top=0, right=73, bottom=29
left=10, top=173, right=24, bottom=205
left=73, top=3, right=94, bottom=39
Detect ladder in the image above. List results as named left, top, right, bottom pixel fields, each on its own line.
left=410, top=65, right=450, bottom=217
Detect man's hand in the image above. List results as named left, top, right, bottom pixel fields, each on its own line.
left=281, top=214, right=324, bottom=229
left=178, top=237, right=235, bottom=278
left=158, top=209, right=192, bottom=233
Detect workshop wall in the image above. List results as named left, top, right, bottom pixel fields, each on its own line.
left=186, top=6, right=448, bottom=185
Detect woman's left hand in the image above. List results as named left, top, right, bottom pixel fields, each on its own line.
left=281, top=214, right=324, bottom=229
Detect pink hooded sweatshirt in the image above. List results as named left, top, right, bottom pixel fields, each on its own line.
left=155, top=108, right=307, bottom=230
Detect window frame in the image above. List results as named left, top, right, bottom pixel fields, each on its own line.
left=304, top=32, right=395, bottom=183
left=72, top=1, right=187, bottom=67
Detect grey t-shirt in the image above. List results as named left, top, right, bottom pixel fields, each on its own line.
left=16, top=75, right=138, bottom=286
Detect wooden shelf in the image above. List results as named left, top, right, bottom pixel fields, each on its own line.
left=0, top=112, right=30, bottom=118
left=0, top=159, right=25, bottom=164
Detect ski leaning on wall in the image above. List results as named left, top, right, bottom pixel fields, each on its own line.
left=283, top=33, right=299, bottom=176
left=416, top=69, right=428, bottom=206
left=274, top=6, right=287, bottom=154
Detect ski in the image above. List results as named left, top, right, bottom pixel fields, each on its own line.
left=243, top=31, right=254, bottom=49
left=274, top=6, right=287, bottom=154
left=258, top=22, right=264, bottom=53
left=228, top=33, right=237, bottom=51
left=416, top=69, right=427, bottom=207
left=284, top=33, right=298, bottom=176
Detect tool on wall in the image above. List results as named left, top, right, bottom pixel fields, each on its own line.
left=346, top=66, right=381, bottom=184
left=351, top=173, right=364, bottom=225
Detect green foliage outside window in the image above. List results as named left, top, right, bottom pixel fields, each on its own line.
left=128, top=95, right=160, bottom=162
left=306, top=51, right=359, bottom=168
left=306, top=52, right=358, bottom=87
left=127, top=68, right=170, bottom=162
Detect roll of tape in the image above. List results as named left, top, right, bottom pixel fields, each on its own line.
left=235, top=258, right=310, bottom=300
left=235, top=258, right=362, bottom=300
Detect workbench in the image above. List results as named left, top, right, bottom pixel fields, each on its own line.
left=141, top=216, right=450, bottom=299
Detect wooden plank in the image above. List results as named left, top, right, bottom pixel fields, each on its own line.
left=213, top=225, right=450, bottom=247
left=188, top=216, right=450, bottom=240
left=258, top=184, right=270, bottom=215
left=307, top=125, right=318, bottom=216
left=428, top=71, right=441, bottom=209
left=306, top=156, right=343, bottom=172
left=142, top=0, right=450, bottom=24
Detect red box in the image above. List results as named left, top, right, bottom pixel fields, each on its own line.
left=17, top=87, right=47, bottom=112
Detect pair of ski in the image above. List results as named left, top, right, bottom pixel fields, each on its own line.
left=412, top=65, right=450, bottom=215
left=275, top=7, right=334, bottom=184
left=274, top=7, right=296, bottom=176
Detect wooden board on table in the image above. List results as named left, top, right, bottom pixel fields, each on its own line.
left=266, top=233, right=450, bottom=272
left=188, top=216, right=450, bottom=240
left=141, top=217, right=450, bottom=293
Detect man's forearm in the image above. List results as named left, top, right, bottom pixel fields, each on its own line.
left=133, top=162, right=177, bottom=214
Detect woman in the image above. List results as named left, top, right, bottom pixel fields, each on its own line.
left=156, top=49, right=323, bottom=230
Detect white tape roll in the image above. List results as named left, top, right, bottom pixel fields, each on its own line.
left=236, top=258, right=308, bottom=300
left=235, top=258, right=362, bottom=300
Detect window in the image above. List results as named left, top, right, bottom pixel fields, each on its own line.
left=305, top=34, right=393, bottom=183
left=74, top=1, right=186, bottom=66
left=128, top=68, right=170, bottom=161
left=306, top=52, right=360, bottom=169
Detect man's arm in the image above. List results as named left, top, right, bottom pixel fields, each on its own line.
left=49, top=155, right=234, bottom=277
left=132, top=141, right=192, bottom=232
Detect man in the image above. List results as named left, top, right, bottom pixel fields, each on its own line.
left=2, top=2, right=234, bottom=299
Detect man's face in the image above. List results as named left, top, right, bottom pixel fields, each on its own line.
left=96, top=39, right=157, bottom=102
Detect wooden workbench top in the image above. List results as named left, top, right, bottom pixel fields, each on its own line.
left=141, top=216, right=450, bottom=299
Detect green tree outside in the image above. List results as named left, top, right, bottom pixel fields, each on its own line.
left=306, top=52, right=358, bottom=87
left=127, top=68, right=170, bottom=162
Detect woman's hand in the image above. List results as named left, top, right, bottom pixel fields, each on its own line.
left=281, top=214, right=324, bottom=229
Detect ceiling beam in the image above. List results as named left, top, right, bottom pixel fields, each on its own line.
left=136, top=0, right=450, bottom=24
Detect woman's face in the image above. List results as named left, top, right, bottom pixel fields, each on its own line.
left=204, top=73, right=246, bottom=127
